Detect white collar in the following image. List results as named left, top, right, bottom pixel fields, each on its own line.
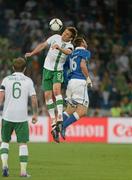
left=13, top=72, right=24, bottom=75
left=75, top=47, right=86, bottom=50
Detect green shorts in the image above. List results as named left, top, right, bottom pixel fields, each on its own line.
left=42, top=68, right=63, bottom=91
left=1, top=119, right=29, bottom=143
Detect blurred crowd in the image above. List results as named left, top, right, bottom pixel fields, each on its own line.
left=0, top=0, right=132, bottom=117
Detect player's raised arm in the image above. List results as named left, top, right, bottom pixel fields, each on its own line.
left=25, top=41, right=48, bottom=58
left=31, top=95, right=38, bottom=124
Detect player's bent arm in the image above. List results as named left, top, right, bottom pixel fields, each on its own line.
left=0, top=91, right=5, bottom=106
left=58, top=47, right=72, bottom=55
left=80, top=59, right=89, bottom=78
left=31, top=95, right=38, bottom=124
left=80, top=59, right=92, bottom=87
left=25, top=41, right=48, bottom=57
left=52, top=44, right=72, bottom=55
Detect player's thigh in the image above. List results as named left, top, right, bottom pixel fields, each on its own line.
left=1, top=119, right=14, bottom=142
left=53, top=82, right=61, bottom=95
left=53, top=71, right=63, bottom=84
left=69, top=79, right=89, bottom=107
left=44, top=90, right=53, bottom=101
left=14, top=121, right=29, bottom=143
left=42, top=68, right=53, bottom=91
left=66, top=81, right=73, bottom=100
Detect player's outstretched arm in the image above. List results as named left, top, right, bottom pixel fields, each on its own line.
left=25, top=41, right=48, bottom=58
left=31, top=95, right=38, bottom=124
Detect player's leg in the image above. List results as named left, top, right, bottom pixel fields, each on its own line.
left=19, top=143, right=30, bottom=177
left=44, top=91, right=56, bottom=126
left=61, top=104, right=76, bottom=139
left=44, top=90, right=59, bottom=143
left=60, top=79, right=76, bottom=139
left=0, top=119, right=13, bottom=176
left=15, top=121, right=30, bottom=177
left=63, top=104, right=87, bottom=129
left=53, top=82, right=63, bottom=131
left=63, top=102, right=76, bottom=121
left=42, top=68, right=56, bottom=126
left=62, top=79, right=77, bottom=127
left=53, top=71, right=64, bottom=132
left=62, top=79, right=89, bottom=138
left=45, top=91, right=59, bottom=143
left=42, top=68, right=59, bottom=142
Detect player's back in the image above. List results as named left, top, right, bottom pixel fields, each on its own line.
left=67, top=48, right=91, bottom=80
left=2, top=72, right=35, bottom=122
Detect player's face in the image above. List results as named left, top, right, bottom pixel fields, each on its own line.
left=61, top=29, right=73, bottom=42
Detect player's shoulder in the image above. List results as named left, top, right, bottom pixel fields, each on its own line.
left=79, top=49, right=91, bottom=58
left=79, top=48, right=90, bottom=53
left=47, top=34, right=61, bottom=43
left=65, top=41, right=74, bottom=50
left=0, top=75, right=13, bottom=85
left=2, top=75, right=12, bottom=81
left=50, top=34, right=61, bottom=39
left=23, top=75, right=33, bottom=82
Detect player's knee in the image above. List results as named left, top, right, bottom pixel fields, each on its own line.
left=76, top=106, right=87, bottom=117
left=44, top=91, right=52, bottom=100
left=53, top=83, right=61, bottom=96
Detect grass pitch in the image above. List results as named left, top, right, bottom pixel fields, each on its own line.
left=1, top=143, right=132, bottom=180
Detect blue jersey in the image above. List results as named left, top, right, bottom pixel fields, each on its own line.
left=64, top=48, right=91, bottom=83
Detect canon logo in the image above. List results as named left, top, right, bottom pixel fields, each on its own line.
left=66, top=125, right=105, bottom=137
left=113, top=124, right=132, bottom=137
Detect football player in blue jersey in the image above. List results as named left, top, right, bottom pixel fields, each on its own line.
left=60, top=37, right=93, bottom=140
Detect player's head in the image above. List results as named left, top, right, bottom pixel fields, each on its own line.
left=13, top=57, right=26, bottom=72
left=73, top=37, right=88, bottom=49
left=62, top=27, right=78, bottom=42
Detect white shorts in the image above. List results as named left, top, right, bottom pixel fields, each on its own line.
left=66, top=79, right=89, bottom=107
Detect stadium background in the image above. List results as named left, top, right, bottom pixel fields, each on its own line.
left=0, top=0, right=132, bottom=142
left=0, top=1, right=132, bottom=179
left=0, top=0, right=131, bottom=117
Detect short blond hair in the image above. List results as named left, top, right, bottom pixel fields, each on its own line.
left=66, top=27, right=78, bottom=41
left=13, top=57, right=26, bottom=72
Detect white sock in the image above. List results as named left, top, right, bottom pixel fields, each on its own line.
left=63, top=111, right=70, bottom=118
left=20, top=162, right=27, bottom=175
left=73, top=112, right=80, bottom=120
left=46, top=99, right=56, bottom=122
left=0, top=142, right=9, bottom=168
left=19, top=145, right=28, bottom=175
left=55, top=95, right=63, bottom=121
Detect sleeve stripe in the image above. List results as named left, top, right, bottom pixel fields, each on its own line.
left=0, top=85, right=5, bottom=90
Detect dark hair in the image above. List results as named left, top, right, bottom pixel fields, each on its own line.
left=73, top=37, right=85, bottom=47
left=66, top=27, right=78, bottom=41
left=13, top=57, right=26, bottom=72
